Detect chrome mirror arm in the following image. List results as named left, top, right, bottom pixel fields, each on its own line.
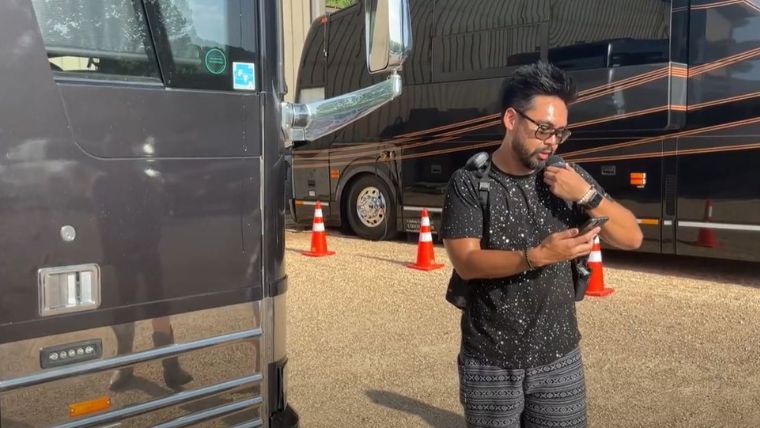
left=281, top=72, right=402, bottom=145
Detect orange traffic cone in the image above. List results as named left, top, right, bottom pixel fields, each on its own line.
left=585, top=236, right=613, bottom=297
left=695, top=198, right=718, bottom=248
left=407, top=209, right=444, bottom=271
left=302, top=201, right=335, bottom=257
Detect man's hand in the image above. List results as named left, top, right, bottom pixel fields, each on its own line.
left=529, top=227, right=600, bottom=267
left=543, top=165, right=591, bottom=202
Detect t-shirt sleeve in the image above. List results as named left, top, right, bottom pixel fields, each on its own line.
left=570, top=164, right=613, bottom=226
left=440, top=169, right=483, bottom=240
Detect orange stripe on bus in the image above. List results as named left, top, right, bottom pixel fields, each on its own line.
left=638, top=218, right=660, bottom=226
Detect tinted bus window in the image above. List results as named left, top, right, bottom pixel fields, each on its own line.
left=548, top=0, right=671, bottom=70
left=148, top=0, right=257, bottom=91
left=31, top=0, right=160, bottom=80
left=432, top=0, right=544, bottom=81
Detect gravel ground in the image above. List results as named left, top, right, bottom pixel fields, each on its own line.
left=285, top=230, right=760, bottom=428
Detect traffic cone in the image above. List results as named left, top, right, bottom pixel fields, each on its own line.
left=585, top=236, right=613, bottom=297
left=407, top=209, right=444, bottom=271
left=695, top=198, right=718, bottom=248
left=302, top=201, right=335, bottom=257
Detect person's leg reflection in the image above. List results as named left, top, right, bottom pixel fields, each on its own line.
left=152, top=316, right=193, bottom=390
left=109, top=323, right=136, bottom=390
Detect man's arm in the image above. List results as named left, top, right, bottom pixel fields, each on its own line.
left=444, top=227, right=601, bottom=281
left=584, top=197, right=642, bottom=250
left=544, top=165, right=643, bottom=250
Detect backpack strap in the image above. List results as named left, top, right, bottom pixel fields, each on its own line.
left=445, top=152, right=493, bottom=310
left=464, top=152, right=492, bottom=244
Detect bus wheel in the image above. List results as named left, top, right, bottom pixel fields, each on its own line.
left=346, top=175, right=397, bottom=241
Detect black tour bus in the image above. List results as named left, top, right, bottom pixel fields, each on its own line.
left=290, top=0, right=760, bottom=262
left=0, top=0, right=409, bottom=426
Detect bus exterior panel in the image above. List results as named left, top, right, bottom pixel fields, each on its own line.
left=292, top=0, right=760, bottom=262
left=0, top=1, right=295, bottom=426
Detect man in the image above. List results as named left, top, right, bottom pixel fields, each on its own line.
left=441, top=62, right=642, bottom=427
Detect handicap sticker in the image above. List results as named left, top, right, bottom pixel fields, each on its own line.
left=233, top=62, right=256, bottom=91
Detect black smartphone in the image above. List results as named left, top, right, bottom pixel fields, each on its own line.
left=579, top=216, right=608, bottom=234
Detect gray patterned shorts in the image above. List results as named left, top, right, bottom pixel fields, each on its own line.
left=458, top=347, right=587, bottom=428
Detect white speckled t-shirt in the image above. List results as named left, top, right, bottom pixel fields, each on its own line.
left=440, top=161, right=606, bottom=368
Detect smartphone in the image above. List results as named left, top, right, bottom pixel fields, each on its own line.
left=579, top=216, right=608, bottom=234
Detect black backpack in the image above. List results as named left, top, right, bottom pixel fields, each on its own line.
left=444, top=152, right=590, bottom=310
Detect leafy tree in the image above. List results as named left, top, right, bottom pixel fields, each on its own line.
left=326, top=0, right=356, bottom=9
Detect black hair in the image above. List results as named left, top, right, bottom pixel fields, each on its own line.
left=500, top=62, right=577, bottom=121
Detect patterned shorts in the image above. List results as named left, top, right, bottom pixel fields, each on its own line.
left=458, top=347, right=587, bottom=428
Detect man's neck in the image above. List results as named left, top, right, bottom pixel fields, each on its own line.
left=492, top=144, right=534, bottom=176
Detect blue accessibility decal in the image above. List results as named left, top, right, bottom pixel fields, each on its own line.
left=233, top=62, right=256, bottom=91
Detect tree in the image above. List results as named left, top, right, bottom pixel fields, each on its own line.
left=326, top=0, right=355, bottom=9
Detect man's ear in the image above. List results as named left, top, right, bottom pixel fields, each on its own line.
left=502, top=108, right=517, bottom=131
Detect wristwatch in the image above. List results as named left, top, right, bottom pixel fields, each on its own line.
left=581, top=189, right=604, bottom=209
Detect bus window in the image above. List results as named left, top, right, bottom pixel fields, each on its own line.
left=147, top=0, right=257, bottom=91
left=30, top=0, right=160, bottom=81
left=548, top=0, right=671, bottom=70
left=432, top=0, right=544, bottom=82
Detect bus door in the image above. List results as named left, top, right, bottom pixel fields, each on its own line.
left=1, top=1, right=268, bottom=426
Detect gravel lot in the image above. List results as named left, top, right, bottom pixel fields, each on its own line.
left=285, top=230, right=760, bottom=428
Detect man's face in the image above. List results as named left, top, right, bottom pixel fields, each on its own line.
left=505, top=95, right=569, bottom=170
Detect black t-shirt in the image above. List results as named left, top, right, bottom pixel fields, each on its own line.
left=440, top=160, right=607, bottom=368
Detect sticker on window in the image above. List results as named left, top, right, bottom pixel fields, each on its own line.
left=233, top=62, right=256, bottom=91
left=204, top=48, right=227, bottom=75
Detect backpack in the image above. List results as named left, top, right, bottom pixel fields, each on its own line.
left=444, top=152, right=590, bottom=310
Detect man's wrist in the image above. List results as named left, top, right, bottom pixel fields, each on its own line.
left=526, top=246, right=545, bottom=269
left=580, top=188, right=604, bottom=209
left=576, top=185, right=596, bottom=205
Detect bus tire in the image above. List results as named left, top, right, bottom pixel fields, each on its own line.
left=345, top=174, right=397, bottom=241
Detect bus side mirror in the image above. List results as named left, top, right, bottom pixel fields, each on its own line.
left=365, top=0, right=411, bottom=74
left=281, top=0, right=411, bottom=144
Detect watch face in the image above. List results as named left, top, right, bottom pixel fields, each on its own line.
left=589, top=192, right=603, bottom=208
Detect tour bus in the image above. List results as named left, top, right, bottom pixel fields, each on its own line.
left=290, top=0, right=760, bottom=262
left=0, top=0, right=409, bottom=426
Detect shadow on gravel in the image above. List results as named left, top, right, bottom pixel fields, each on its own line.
left=602, top=250, right=760, bottom=289
left=356, top=254, right=413, bottom=267
left=366, top=390, right=465, bottom=428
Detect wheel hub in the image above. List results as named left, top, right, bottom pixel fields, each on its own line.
left=356, top=186, right=386, bottom=228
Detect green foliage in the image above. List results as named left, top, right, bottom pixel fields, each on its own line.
left=326, top=0, right=356, bottom=9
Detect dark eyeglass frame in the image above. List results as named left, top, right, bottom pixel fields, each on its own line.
left=513, top=108, right=572, bottom=144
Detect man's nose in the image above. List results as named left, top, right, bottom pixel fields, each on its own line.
left=544, top=134, right=560, bottom=146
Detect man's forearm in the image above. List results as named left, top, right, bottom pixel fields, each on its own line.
left=588, top=198, right=643, bottom=250
left=457, top=248, right=531, bottom=280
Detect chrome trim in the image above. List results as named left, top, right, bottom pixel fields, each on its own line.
left=678, top=221, right=760, bottom=232
left=51, top=374, right=263, bottom=428
left=152, top=397, right=263, bottom=428
left=281, top=73, right=403, bottom=142
left=403, top=206, right=443, bottom=213
left=296, top=200, right=329, bottom=206
left=261, top=296, right=273, bottom=428
left=232, top=420, right=265, bottom=428
left=0, top=328, right=262, bottom=393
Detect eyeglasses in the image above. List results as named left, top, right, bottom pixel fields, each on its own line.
left=513, top=108, right=572, bottom=145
